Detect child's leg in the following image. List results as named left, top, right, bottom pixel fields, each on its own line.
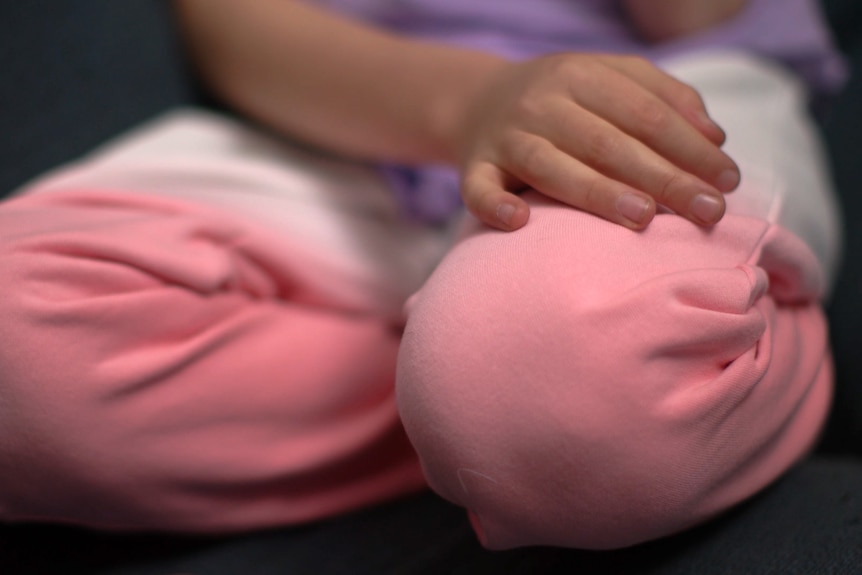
left=0, top=112, right=449, bottom=531
left=396, top=53, right=839, bottom=550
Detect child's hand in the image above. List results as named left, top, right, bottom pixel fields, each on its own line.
left=456, top=53, right=740, bottom=231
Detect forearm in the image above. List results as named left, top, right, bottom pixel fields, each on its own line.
left=622, top=0, right=749, bottom=42
left=175, top=0, right=740, bottom=234
left=174, top=0, right=505, bottom=165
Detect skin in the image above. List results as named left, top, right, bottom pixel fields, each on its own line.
left=623, top=0, right=750, bottom=43
left=175, top=0, right=748, bottom=232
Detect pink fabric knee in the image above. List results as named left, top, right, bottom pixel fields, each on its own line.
left=396, top=192, right=832, bottom=550
left=0, top=189, right=424, bottom=531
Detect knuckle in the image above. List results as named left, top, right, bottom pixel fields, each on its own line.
left=584, top=129, right=623, bottom=168
left=634, top=98, right=670, bottom=137
left=620, top=54, right=652, bottom=72
left=464, top=180, right=495, bottom=215
left=462, top=166, right=500, bottom=209
left=460, top=172, right=482, bottom=201
left=656, top=169, right=683, bottom=204
left=552, top=54, right=593, bottom=85
left=580, top=175, right=603, bottom=209
left=514, top=136, right=552, bottom=180
left=550, top=53, right=581, bottom=73
left=511, top=93, right=543, bottom=123
left=499, top=128, right=525, bottom=160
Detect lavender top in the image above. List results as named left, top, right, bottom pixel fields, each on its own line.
left=310, top=0, right=847, bottom=223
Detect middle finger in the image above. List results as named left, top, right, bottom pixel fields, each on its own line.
left=544, top=97, right=727, bottom=225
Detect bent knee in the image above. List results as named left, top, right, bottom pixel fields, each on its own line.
left=0, top=191, right=420, bottom=530
left=396, top=194, right=831, bottom=549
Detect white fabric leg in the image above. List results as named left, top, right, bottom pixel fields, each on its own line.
left=18, top=109, right=454, bottom=319
left=660, top=51, right=842, bottom=291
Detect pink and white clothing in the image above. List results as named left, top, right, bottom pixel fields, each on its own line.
left=396, top=53, right=840, bottom=549
left=309, top=0, right=846, bottom=223
left=0, top=5, right=843, bottom=552
left=0, top=114, right=441, bottom=530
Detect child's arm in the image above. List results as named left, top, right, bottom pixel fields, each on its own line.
left=623, top=0, right=749, bottom=42
left=175, top=0, right=739, bottom=231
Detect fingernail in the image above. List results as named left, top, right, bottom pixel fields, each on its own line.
left=616, top=193, right=650, bottom=225
left=714, top=168, right=740, bottom=192
left=689, top=193, right=723, bottom=225
left=496, top=203, right=516, bottom=227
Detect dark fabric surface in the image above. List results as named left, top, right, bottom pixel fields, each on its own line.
left=821, top=24, right=862, bottom=456
left=822, top=0, right=862, bottom=451
left=824, top=0, right=862, bottom=51
left=0, top=1, right=861, bottom=574
left=0, top=0, right=195, bottom=198
left=1, top=457, right=861, bottom=575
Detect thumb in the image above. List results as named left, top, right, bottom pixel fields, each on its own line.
left=461, top=162, right=531, bottom=231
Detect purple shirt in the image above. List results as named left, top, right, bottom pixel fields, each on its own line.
left=311, top=0, right=847, bottom=223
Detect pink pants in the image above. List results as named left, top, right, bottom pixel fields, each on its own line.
left=0, top=54, right=841, bottom=547
left=0, top=188, right=429, bottom=530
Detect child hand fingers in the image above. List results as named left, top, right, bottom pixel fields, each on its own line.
left=492, top=133, right=657, bottom=229
left=566, top=66, right=740, bottom=194
left=457, top=54, right=733, bottom=230
left=597, top=55, right=728, bottom=146
left=461, top=162, right=531, bottom=231
left=543, top=103, right=728, bottom=225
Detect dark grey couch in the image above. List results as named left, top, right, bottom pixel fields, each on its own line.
left=1, top=2, right=861, bottom=573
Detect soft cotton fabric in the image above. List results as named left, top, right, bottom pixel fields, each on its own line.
left=0, top=47, right=840, bottom=549
left=307, top=0, right=847, bottom=223
left=395, top=53, right=839, bottom=549
left=0, top=112, right=447, bottom=530
left=311, top=0, right=844, bottom=91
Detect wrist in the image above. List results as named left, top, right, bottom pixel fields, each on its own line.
left=422, top=48, right=509, bottom=166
